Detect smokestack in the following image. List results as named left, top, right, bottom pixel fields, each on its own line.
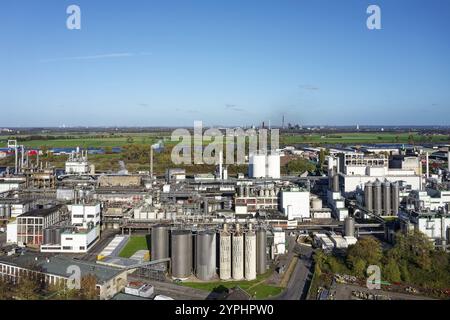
left=219, top=150, right=223, bottom=180
left=150, top=146, right=154, bottom=179
left=426, top=152, right=429, bottom=178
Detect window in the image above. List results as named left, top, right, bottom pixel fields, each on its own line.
left=62, top=246, right=73, bottom=250
left=79, top=246, right=85, bottom=250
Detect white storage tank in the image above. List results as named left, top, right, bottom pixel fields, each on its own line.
left=232, top=227, right=244, bottom=280
left=249, top=154, right=266, bottom=178
left=267, top=154, right=281, bottom=179
left=244, top=230, right=257, bottom=280
left=311, top=197, right=323, bottom=210
left=219, top=226, right=232, bottom=280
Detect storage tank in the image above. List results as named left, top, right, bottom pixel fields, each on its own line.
left=232, top=227, right=244, bottom=280
left=344, top=217, right=355, bottom=237
left=244, top=230, right=257, bottom=280
left=219, top=226, right=232, bottom=280
left=44, top=228, right=53, bottom=244
left=267, top=154, right=280, bottom=179
left=373, top=180, right=382, bottom=216
left=256, top=229, right=267, bottom=274
left=332, top=174, right=340, bottom=192
left=383, top=182, right=391, bottom=216
left=364, top=182, right=373, bottom=212
left=171, top=230, right=193, bottom=280
left=239, top=185, right=244, bottom=197
left=391, top=182, right=400, bottom=216
left=151, top=225, right=169, bottom=261
left=195, top=230, right=216, bottom=281
left=249, top=154, right=266, bottom=178
left=54, top=228, right=62, bottom=245
left=311, top=198, right=323, bottom=210
left=0, top=205, right=5, bottom=219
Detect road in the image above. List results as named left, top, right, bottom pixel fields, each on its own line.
left=277, top=244, right=313, bottom=300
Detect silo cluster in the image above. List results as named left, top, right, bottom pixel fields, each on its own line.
left=43, top=227, right=64, bottom=245
left=0, top=204, right=11, bottom=219
left=364, top=180, right=400, bottom=216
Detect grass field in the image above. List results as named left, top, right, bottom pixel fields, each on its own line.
left=118, top=236, right=150, bottom=258
left=180, top=270, right=283, bottom=299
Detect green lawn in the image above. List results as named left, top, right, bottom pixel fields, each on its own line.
left=180, top=270, right=283, bottom=299
left=118, top=236, right=150, bottom=258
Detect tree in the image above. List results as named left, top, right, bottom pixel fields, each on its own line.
left=14, top=275, right=41, bottom=300
left=383, top=258, right=401, bottom=283
left=78, top=274, right=98, bottom=300
left=346, top=237, right=383, bottom=275
left=285, top=158, right=315, bottom=175
left=390, top=231, right=434, bottom=271
left=0, top=278, right=13, bottom=300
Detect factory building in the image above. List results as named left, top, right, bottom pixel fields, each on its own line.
left=331, top=153, right=422, bottom=194
left=12, top=205, right=63, bottom=246
left=234, top=185, right=279, bottom=215
left=65, top=148, right=91, bottom=174
left=41, top=224, right=100, bottom=253
left=280, top=188, right=310, bottom=220
left=0, top=254, right=128, bottom=300
left=248, top=153, right=281, bottom=179
left=406, top=190, right=450, bottom=211
left=70, top=202, right=101, bottom=228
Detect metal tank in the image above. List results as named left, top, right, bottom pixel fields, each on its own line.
left=0, top=205, right=5, bottom=219
left=54, top=228, right=62, bottom=245
left=244, top=230, right=257, bottom=280
left=256, top=229, right=267, bottom=274
left=311, top=198, right=322, bottom=210
left=373, top=180, right=382, bottom=216
left=344, top=217, right=355, bottom=237
left=332, top=174, right=340, bottom=192
left=249, top=154, right=267, bottom=178
left=364, top=182, right=373, bottom=212
left=232, top=226, right=244, bottom=280
left=219, top=225, right=232, bottom=280
left=383, top=182, right=391, bottom=216
left=391, top=182, right=400, bottom=216
left=151, top=225, right=169, bottom=261
left=44, top=228, right=53, bottom=244
left=171, top=230, right=193, bottom=280
left=195, top=230, right=216, bottom=281
left=267, top=154, right=280, bottom=179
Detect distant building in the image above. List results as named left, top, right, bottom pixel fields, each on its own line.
left=280, top=188, right=310, bottom=220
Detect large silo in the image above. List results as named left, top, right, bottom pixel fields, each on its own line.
left=267, top=154, right=280, bottom=179
left=332, top=174, right=340, bottom=192
left=195, top=230, right=216, bottom=281
left=219, top=226, right=232, bottom=280
left=373, top=180, right=382, bottom=216
left=44, top=228, right=53, bottom=244
left=244, top=230, right=257, bottom=280
left=232, top=226, right=244, bottom=280
left=54, top=228, right=62, bottom=245
left=383, top=182, right=391, bottom=216
left=151, top=225, right=169, bottom=261
left=0, top=205, right=5, bottom=219
left=249, top=154, right=266, bottom=178
left=344, top=217, right=355, bottom=237
left=256, top=229, right=267, bottom=275
left=364, top=182, right=373, bottom=212
left=391, top=182, right=400, bottom=216
left=171, top=230, right=193, bottom=280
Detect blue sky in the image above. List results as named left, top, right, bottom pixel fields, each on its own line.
left=0, top=0, right=449, bottom=127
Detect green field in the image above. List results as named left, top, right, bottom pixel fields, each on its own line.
left=180, top=270, right=283, bottom=299
left=118, top=236, right=150, bottom=258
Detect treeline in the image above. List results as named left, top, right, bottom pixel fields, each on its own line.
left=314, top=231, right=450, bottom=295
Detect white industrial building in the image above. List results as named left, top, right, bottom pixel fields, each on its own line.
left=248, top=153, right=281, bottom=179
left=65, top=148, right=91, bottom=174
left=280, top=188, right=310, bottom=220
left=406, top=190, right=450, bottom=211
left=41, top=225, right=100, bottom=253
left=70, top=203, right=101, bottom=227
left=329, top=153, right=422, bottom=194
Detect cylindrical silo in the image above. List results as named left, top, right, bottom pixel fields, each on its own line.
left=373, top=180, right=382, bottom=216
left=391, top=182, right=400, bottom=216
left=171, top=230, right=193, bottom=280
left=244, top=230, right=257, bottom=280
left=54, top=228, right=62, bottom=245
left=267, top=154, right=280, bottom=179
left=219, top=227, right=232, bottom=280
left=0, top=205, right=5, bottom=219
left=364, top=182, right=373, bottom=212
left=383, top=182, right=391, bottom=216
left=151, top=225, right=169, bottom=261
left=332, top=174, right=340, bottom=192
left=232, top=230, right=244, bottom=280
left=195, top=230, right=216, bottom=281
left=256, top=229, right=267, bottom=275
left=344, top=217, right=355, bottom=237
left=249, top=154, right=266, bottom=178
left=311, top=198, right=323, bottom=210
left=44, top=228, right=53, bottom=244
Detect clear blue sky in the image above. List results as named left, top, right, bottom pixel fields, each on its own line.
left=0, top=0, right=449, bottom=127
